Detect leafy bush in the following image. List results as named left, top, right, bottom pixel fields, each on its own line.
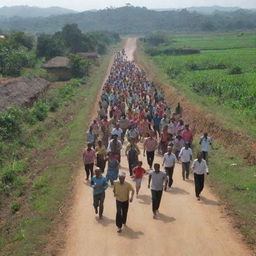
left=32, top=102, right=50, bottom=121
left=0, top=107, right=23, bottom=140
left=0, top=47, right=36, bottom=76
left=68, top=78, right=82, bottom=88
left=68, top=53, right=91, bottom=78
left=143, top=32, right=169, bottom=46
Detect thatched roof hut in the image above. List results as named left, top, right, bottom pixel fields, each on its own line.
left=42, top=56, right=70, bottom=69
left=42, top=56, right=71, bottom=81
left=0, top=76, right=50, bottom=112
left=77, top=52, right=99, bottom=61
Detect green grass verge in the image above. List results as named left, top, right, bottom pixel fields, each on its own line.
left=0, top=43, right=121, bottom=256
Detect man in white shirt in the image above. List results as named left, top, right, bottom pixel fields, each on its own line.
left=191, top=152, right=209, bottom=200
left=199, top=132, right=212, bottom=163
left=111, top=123, right=123, bottom=142
left=163, top=146, right=176, bottom=189
left=179, top=142, right=192, bottom=180
left=148, top=163, right=167, bottom=218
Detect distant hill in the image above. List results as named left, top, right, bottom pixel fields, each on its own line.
left=0, top=5, right=77, bottom=18
left=187, top=6, right=241, bottom=14
left=154, top=6, right=252, bottom=14
left=0, top=6, right=256, bottom=34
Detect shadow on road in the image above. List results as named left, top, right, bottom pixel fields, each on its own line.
left=157, top=213, right=176, bottom=223
left=119, top=226, right=144, bottom=239
left=137, top=194, right=151, bottom=205
left=200, top=196, right=220, bottom=206
left=96, top=216, right=115, bottom=226
left=168, top=187, right=190, bottom=195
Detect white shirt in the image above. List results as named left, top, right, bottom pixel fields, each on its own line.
left=163, top=153, right=176, bottom=167
left=179, top=147, right=192, bottom=163
left=200, top=136, right=212, bottom=152
left=192, top=159, right=209, bottom=174
left=168, top=122, right=176, bottom=135
left=112, top=128, right=123, bottom=141
left=149, top=171, right=167, bottom=191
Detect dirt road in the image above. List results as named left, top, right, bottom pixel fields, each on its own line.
left=58, top=38, right=252, bottom=256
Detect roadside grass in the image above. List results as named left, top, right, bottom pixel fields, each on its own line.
left=0, top=43, right=121, bottom=256
left=136, top=39, right=256, bottom=251
left=193, top=139, right=256, bottom=246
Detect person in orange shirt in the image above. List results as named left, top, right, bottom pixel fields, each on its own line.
left=132, top=161, right=147, bottom=196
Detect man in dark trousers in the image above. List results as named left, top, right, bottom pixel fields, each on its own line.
left=148, top=163, right=167, bottom=219
left=191, top=152, right=209, bottom=201
left=113, top=172, right=134, bottom=233
left=162, top=146, right=177, bottom=190
left=90, top=167, right=108, bottom=219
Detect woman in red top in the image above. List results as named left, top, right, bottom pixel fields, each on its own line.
left=133, top=161, right=146, bottom=196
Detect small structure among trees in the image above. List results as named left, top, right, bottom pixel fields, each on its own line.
left=77, top=52, right=99, bottom=62
left=42, top=56, right=72, bottom=81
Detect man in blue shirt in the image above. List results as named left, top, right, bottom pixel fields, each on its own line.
left=91, top=167, right=108, bottom=219
left=152, top=113, right=161, bottom=137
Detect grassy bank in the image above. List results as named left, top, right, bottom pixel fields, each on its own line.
left=0, top=43, right=121, bottom=256
left=136, top=38, right=256, bottom=251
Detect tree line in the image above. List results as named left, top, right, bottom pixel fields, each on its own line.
left=0, top=6, right=256, bottom=34
left=0, top=24, right=120, bottom=77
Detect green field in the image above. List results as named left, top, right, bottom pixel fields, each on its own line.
left=144, top=32, right=256, bottom=135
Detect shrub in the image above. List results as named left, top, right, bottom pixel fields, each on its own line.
left=68, top=53, right=91, bottom=78
left=68, top=78, right=82, bottom=88
left=0, top=107, right=23, bottom=140
left=32, top=101, right=50, bottom=121
left=228, top=66, right=243, bottom=75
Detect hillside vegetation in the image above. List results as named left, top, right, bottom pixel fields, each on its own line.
left=0, top=5, right=76, bottom=18
left=1, top=6, right=256, bottom=34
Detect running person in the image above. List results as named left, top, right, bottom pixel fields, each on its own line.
left=90, top=167, right=108, bottom=219
left=148, top=163, right=167, bottom=219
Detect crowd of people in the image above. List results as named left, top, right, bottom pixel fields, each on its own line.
left=83, top=49, right=212, bottom=233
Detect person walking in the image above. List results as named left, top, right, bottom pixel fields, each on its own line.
left=111, top=123, right=123, bottom=142
left=86, top=126, right=96, bottom=148
left=107, top=134, right=122, bottom=162
left=95, top=140, right=107, bottom=173
left=191, top=152, right=209, bottom=200
left=179, top=142, right=192, bottom=180
left=125, top=139, right=140, bottom=176
left=199, top=132, right=212, bottom=163
left=106, top=154, right=119, bottom=185
left=90, top=167, right=108, bottom=219
left=182, top=124, right=193, bottom=147
left=83, top=143, right=96, bottom=181
left=163, top=146, right=176, bottom=189
left=113, top=172, right=135, bottom=233
left=173, top=135, right=184, bottom=159
left=143, top=132, right=158, bottom=169
left=132, top=161, right=146, bottom=196
left=148, top=163, right=167, bottom=219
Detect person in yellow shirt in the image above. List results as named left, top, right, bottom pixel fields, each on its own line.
left=113, top=172, right=135, bottom=233
left=95, top=140, right=107, bottom=173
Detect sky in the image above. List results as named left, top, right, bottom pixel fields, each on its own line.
left=0, top=0, right=255, bottom=11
